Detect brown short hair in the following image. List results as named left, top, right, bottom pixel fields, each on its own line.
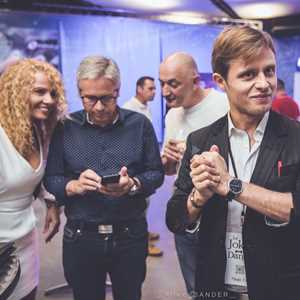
left=212, top=25, right=276, bottom=79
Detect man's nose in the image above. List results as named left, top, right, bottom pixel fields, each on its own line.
left=94, top=99, right=105, bottom=110
left=255, top=73, right=269, bottom=90
left=162, top=84, right=171, bottom=96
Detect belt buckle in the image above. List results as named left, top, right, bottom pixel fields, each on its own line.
left=98, top=225, right=113, bottom=234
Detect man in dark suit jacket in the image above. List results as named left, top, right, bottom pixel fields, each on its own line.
left=166, top=26, right=300, bottom=300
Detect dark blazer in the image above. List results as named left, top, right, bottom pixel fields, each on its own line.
left=166, top=111, right=300, bottom=300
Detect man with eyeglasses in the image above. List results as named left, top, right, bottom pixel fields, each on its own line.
left=44, top=55, right=164, bottom=300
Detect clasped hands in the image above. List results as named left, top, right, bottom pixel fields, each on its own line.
left=66, top=166, right=135, bottom=197
left=190, top=145, right=231, bottom=207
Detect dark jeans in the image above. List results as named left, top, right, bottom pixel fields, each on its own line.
left=174, top=231, right=201, bottom=298
left=62, top=218, right=148, bottom=300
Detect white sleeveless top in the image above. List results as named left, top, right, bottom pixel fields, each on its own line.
left=0, top=126, right=45, bottom=242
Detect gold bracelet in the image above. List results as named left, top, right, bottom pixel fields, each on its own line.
left=189, top=189, right=202, bottom=209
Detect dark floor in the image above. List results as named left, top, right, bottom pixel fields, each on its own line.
left=34, top=175, right=189, bottom=300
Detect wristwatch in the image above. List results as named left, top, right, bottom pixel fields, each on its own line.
left=227, top=178, right=243, bottom=200
left=128, top=177, right=140, bottom=196
left=189, top=189, right=203, bottom=209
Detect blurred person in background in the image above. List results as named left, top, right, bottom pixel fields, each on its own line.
left=0, top=31, right=24, bottom=74
left=272, top=78, right=299, bottom=120
left=123, top=76, right=163, bottom=257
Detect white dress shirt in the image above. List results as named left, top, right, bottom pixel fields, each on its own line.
left=225, top=112, right=269, bottom=292
left=122, top=96, right=152, bottom=121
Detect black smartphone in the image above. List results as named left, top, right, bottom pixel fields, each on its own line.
left=101, top=174, right=120, bottom=184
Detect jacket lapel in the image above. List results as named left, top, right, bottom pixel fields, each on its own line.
left=210, top=115, right=229, bottom=167
left=208, top=112, right=288, bottom=185
left=251, top=111, right=288, bottom=186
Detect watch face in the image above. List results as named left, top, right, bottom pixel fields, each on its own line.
left=229, top=178, right=243, bottom=195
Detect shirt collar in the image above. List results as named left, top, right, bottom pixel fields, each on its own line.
left=228, top=111, right=269, bottom=140
left=132, top=97, right=148, bottom=109
left=83, top=106, right=123, bottom=127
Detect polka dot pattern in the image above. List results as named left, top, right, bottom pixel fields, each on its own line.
left=44, top=108, right=164, bottom=223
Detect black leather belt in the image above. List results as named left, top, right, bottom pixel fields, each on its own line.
left=66, top=220, right=131, bottom=234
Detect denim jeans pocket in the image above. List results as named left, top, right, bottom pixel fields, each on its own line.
left=125, top=219, right=148, bottom=240
left=184, top=230, right=200, bottom=242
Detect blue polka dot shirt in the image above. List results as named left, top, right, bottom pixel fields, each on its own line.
left=44, top=108, right=164, bottom=223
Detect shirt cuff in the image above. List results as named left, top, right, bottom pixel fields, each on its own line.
left=264, top=215, right=289, bottom=227
left=292, top=191, right=300, bottom=219
left=185, top=218, right=201, bottom=233
left=134, top=175, right=152, bottom=196
left=44, top=177, right=73, bottom=206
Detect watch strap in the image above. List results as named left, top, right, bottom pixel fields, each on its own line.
left=226, top=190, right=236, bottom=201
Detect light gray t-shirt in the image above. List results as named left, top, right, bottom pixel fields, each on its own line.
left=163, top=88, right=229, bottom=147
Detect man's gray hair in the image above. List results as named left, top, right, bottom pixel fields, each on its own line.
left=76, top=55, right=120, bottom=87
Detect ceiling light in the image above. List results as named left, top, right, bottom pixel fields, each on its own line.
left=235, top=3, right=294, bottom=19
left=297, top=57, right=300, bottom=71
left=155, top=12, right=208, bottom=25
left=116, top=0, right=181, bottom=11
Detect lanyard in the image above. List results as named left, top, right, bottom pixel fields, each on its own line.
left=228, top=138, right=246, bottom=225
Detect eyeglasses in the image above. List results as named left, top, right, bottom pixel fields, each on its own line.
left=81, top=91, right=118, bottom=106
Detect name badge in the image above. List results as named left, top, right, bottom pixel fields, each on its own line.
left=225, top=231, right=247, bottom=288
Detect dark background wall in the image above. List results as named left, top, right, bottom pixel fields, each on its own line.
left=1, top=10, right=300, bottom=141
left=274, top=35, right=300, bottom=97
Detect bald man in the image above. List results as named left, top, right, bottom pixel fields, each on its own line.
left=160, top=52, right=229, bottom=296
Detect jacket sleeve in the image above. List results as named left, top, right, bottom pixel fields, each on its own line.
left=284, top=120, right=300, bottom=221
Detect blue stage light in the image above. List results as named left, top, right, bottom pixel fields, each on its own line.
left=297, top=57, right=300, bottom=71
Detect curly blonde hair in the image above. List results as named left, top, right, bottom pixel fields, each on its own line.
left=0, top=58, right=67, bottom=158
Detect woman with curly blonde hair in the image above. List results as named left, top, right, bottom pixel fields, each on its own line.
left=0, top=58, right=67, bottom=300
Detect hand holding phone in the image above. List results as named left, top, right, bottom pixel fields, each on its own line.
left=101, top=173, right=120, bottom=185
left=98, top=167, right=134, bottom=198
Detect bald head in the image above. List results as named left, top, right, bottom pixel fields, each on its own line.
left=161, top=52, right=199, bottom=77
left=159, top=52, right=201, bottom=109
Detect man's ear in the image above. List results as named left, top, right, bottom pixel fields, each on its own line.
left=137, top=85, right=143, bottom=95
left=213, top=73, right=226, bottom=91
left=193, top=74, right=201, bottom=85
